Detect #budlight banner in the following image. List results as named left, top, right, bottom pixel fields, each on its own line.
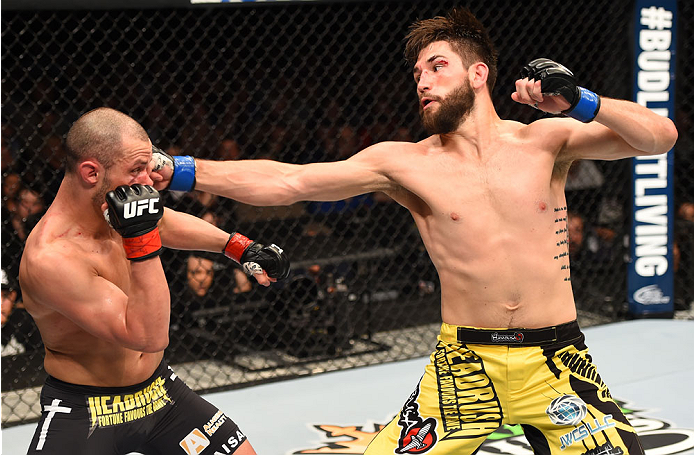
left=628, top=0, right=676, bottom=317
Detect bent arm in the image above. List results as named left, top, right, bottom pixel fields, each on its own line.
left=24, top=246, right=170, bottom=352
left=194, top=143, right=395, bottom=206
left=559, top=97, right=678, bottom=161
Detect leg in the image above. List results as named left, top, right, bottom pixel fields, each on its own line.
left=233, top=439, right=257, bottom=455
left=366, top=340, right=503, bottom=454
left=511, top=338, right=643, bottom=454
left=27, top=387, right=119, bottom=455
left=142, top=378, right=254, bottom=455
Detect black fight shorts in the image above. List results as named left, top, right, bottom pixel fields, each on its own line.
left=27, top=360, right=247, bottom=454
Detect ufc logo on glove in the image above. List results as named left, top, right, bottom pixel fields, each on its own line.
left=123, top=198, right=160, bottom=219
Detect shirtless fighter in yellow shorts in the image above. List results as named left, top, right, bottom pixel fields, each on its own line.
left=151, top=7, right=677, bottom=454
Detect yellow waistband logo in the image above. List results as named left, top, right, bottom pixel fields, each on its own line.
left=87, top=376, right=172, bottom=431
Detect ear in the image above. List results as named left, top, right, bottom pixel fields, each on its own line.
left=77, top=160, right=101, bottom=186
left=468, top=62, right=489, bottom=90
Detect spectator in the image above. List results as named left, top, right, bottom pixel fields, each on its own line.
left=584, top=197, right=625, bottom=266
left=186, top=254, right=216, bottom=298
left=204, top=210, right=252, bottom=294
left=1, top=268, right=23, bottom=355
left=565, top=160, right=605, bottom=191
left=167, top=247, right=257, bottom=362
left=166, top=144, right=184, bottom=157
left=675, top=202, right=694, bottom=312
left=391, top=126, right=415, bottom=142
left=1, top=269, right=17, bottom=328
left=11, top=187, right=45, bottom=241
left=678, top=201, right=694, bottom=223
left=37, top=133, right=67, bottom=201
left=579, top=199, right=628, bottom=315
left=567, top=211, right=586, bottom=258
left=2, top=172, right=22, bottom=214
left=1, top=268, right=41, bottom=356
left=215, top=138, right=243, bottom=161
left=2, top=174, right=25, bottom=278
left=0, top=136, right=14, bottom=174
left=566, top=211, right=590, bottom=304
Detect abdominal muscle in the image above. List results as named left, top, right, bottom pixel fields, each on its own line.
left=416, top=206, right=578, bottom=329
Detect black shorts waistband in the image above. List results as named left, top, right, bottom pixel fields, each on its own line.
left=45, top=359, right=170, bottom=396
left=452, top=320, right=581, bottom=346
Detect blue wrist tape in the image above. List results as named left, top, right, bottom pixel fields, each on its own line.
left=170, top=156, right=196, bottom=192
left=566, top=87, right=600, bottom=123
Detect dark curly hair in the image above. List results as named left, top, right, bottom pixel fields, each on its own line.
left=405, top=7, right=498, bottom=91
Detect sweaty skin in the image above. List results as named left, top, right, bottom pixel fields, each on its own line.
left=19, top=135, right=270, bottom=387
left=154, top=41, right=677, bottom=330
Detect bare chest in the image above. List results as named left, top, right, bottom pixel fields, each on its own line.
left=399, top=149, right=558, bottom=222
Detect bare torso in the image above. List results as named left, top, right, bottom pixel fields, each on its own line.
left=384, top=119, right=576, bottom=328
left=19, top=204, right=162, bottom=386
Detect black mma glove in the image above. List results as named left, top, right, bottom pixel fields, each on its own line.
left=521, top=58, right=600, bottom=122
left=104, top=184, right=164, bottom=261
left=223, top=232, right=291, bottom=280
left=151, top=145, right=196, bottom=191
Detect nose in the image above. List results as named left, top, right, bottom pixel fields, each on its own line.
left=136, top=172, right=154, bottom=187
left=417, top=70, right=432, bottom=93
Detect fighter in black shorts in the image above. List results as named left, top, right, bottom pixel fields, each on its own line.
left=29, top=360, right=247, bottom=454
left=19, top=108, right=290, bottom=455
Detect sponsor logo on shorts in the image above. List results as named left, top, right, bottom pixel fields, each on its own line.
left=86, top=375, right=172, bottom=433
left=433, top=344, right=502, bottom=440
left=490, top=332, right=524, bottom=343
left=633, top=284, right=670, bottom=305
left=558, top=415, right=616, bottom=450
left=291, top=402, right=694, bottom=454
left=545, top=394, right=588, bottom=426
left=180, top=428, right=210, bottom=455
left=395, top=383, right=437, bottom=453
left=180, top=417, right=246, bottom=455
left=212, top=431, right=247, bottom=454
left=581, top=442, right=624, bottom=455
left=204, top=410, right=228, bottom=437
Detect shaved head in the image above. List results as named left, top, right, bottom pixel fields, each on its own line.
left=65, top=107, right=149, bottom=173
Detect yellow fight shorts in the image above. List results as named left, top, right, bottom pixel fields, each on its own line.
left=365, top=320, right=643, bottom=454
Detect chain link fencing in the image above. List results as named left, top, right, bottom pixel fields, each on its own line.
left=2, top=0, right=692, bottom=427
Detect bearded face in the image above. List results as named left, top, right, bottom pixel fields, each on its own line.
left=419, top=77, right=475, bottom=135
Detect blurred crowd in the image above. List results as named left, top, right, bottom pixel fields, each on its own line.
left=1, top=100, right=693, bottom=359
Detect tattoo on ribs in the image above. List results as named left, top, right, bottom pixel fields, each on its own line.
left=553, top=206, right=571, bottom=282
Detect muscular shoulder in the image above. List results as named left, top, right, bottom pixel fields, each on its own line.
left=348, top=140, right=430, bottom=208
left=21, top=225, right=97, bottom=300
left=515, top=117, right=576, bottom=155
left=351, top=140, right=427, bottom=161
left=347, top=140, right=427, bottom=178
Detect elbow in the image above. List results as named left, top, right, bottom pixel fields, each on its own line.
left=273, top=192, right=300, bottom=206
left=272, top=175, right=304, bottom=206
left=129, top=333, right=169, bottom=353
left=140, top=335, right=169, bottom=353
left=660, top=118, right=678, bottom=153
left=644, top=118, right=677, bottom=156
